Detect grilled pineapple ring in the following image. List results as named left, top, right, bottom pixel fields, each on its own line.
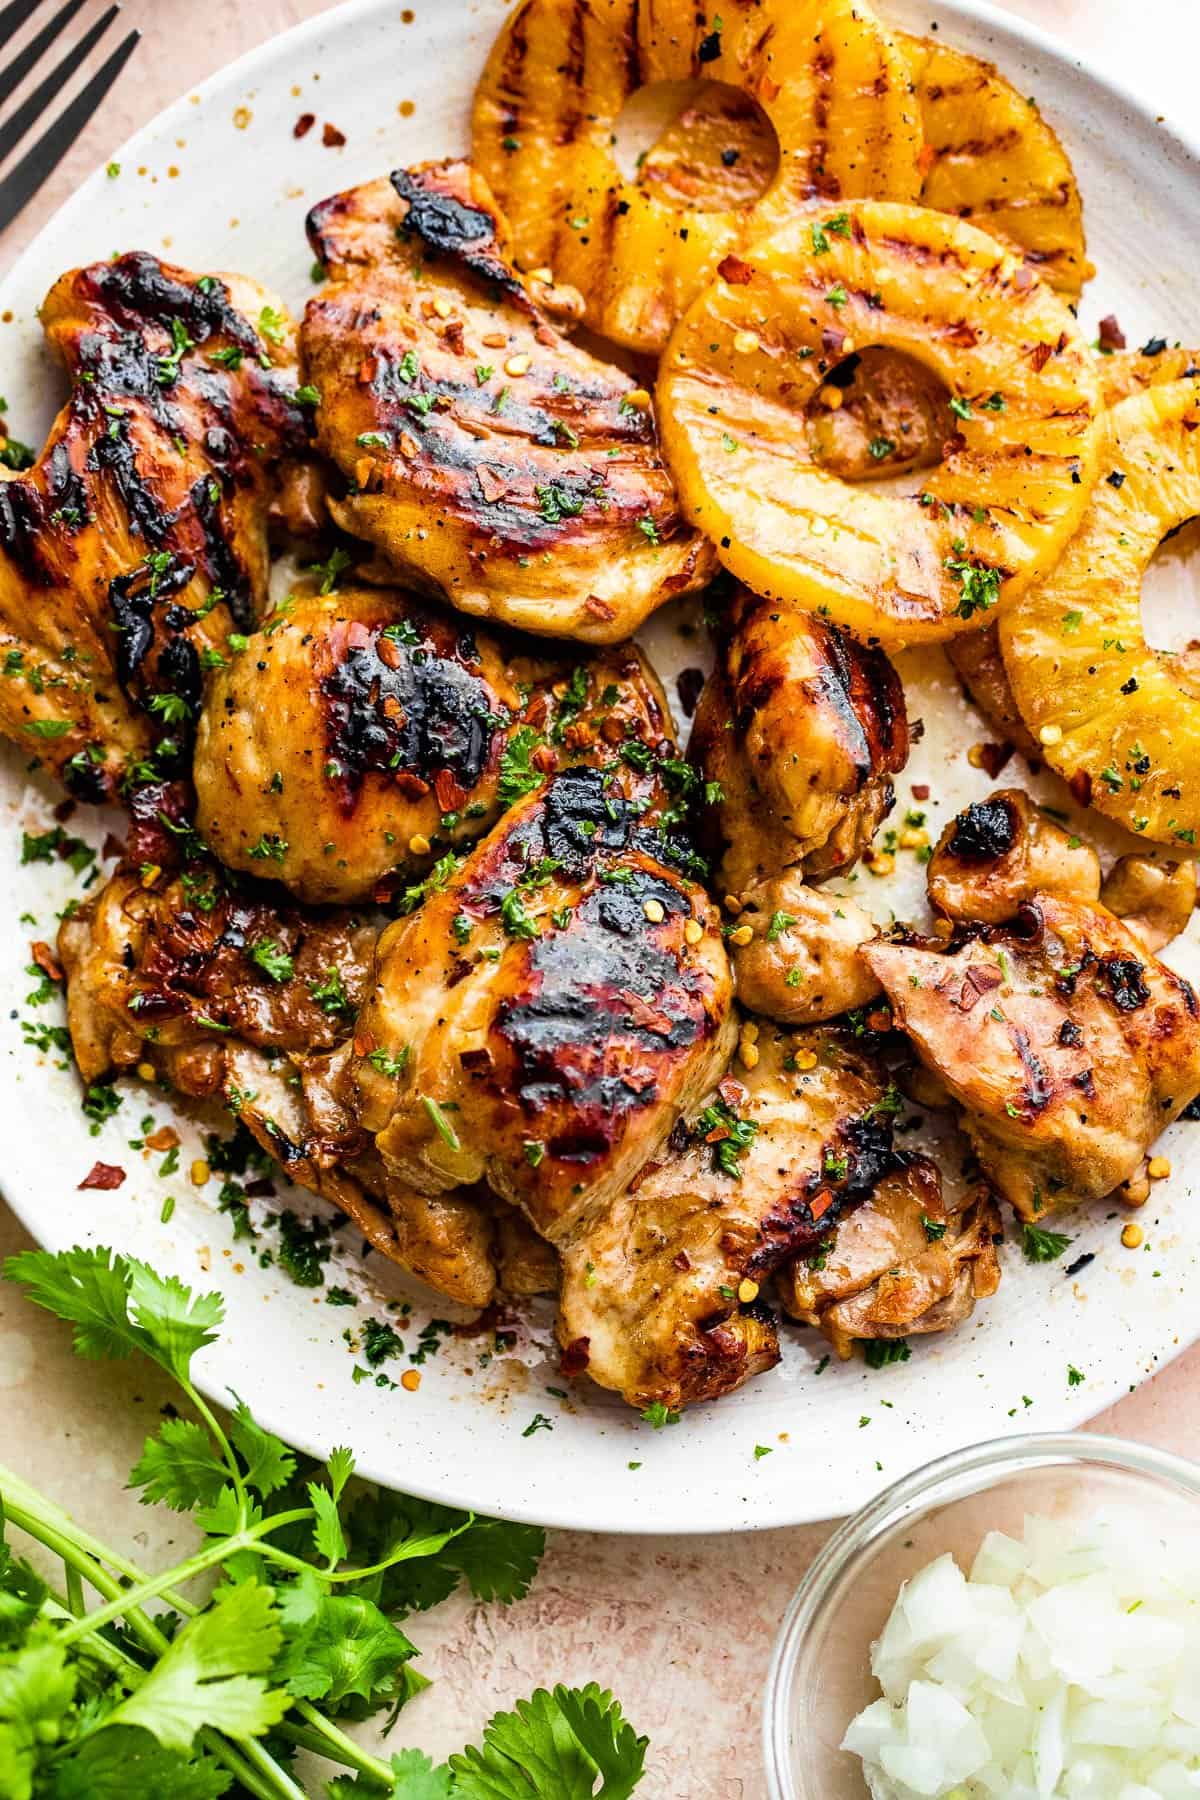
left=1001, top=381, right=1200, bottom=844
left=657, top=201, right=1101, bottom=647
left=472, top=0, right=921, bottom=354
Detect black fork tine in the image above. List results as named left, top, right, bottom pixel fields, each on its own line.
left=0, top=4, right=118, bottom=167
left=0, top=0, right=47, bottom=50
left=0, top=26, right=138, bottom=235
left=0, top=0, right=87, bottom=113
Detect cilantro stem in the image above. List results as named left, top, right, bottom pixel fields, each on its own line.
left=64, top=1561, right=84, bottom=1615
left=1, top=1490, right=303, bottom=1800
left=282, top=1713, right=396, bottom=1784
left=51, top=1505, right=315, bottom=1646
left=181, top=1374, right=250, bottom=1523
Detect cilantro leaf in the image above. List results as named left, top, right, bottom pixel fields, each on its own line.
left=128, top=1416, right=229, bottom=1512
left=4, top=1247, right=144, bottom=1363
left=555, top=1685, right=649, bottom=1799
left=308, top=1480, right=348, bottom=1568
left=349, top=1492, right=544, bottom=1613
left=451, top=1684, right=646, bottom=1799
left=49, top=1726, right=234, bottom=1800
left=228, top=1398, right=296, bottom=1499
left=110, top=1578, right=289, bottom=1751
left=126, top=1261, right=223, bottom=1383
left=1022, top=1223, right=1073, bottom=1263
left=328, top=1748, right=453, bottom=1798
left=275, top=1571, right=416, bottom=1708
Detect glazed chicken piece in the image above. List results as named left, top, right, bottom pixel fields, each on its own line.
left=864, top=896, right=1200, bottom=1218
left=927, top=789, right=1100, bottom=924
left=557, top=1023, right=909, bottom=1410
left=302, top=160, right=715, bottom=643
left=1100, top=854, right=1197, bottom=954
left=776, top=1164, right=1002, bottom=1360
left=56, top=846, right=499, bottom=1307
left=727, top=870, right=882, bottom=1025
left=193, top=583, right=675, bottom=904
left=351, top=765, right=735, bottom=1242
left=690, top=586, right=909, bottom=893
left=0, top=253, right=308, bottom=800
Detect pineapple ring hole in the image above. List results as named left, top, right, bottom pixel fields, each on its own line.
left=805, top=347, right=955, bottom=484
left=612, top=80, right=779, bottom=213
left=1141, top=514, right=1200, bottom=670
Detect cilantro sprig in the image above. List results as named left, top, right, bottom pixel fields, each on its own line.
left=0, top=1246, right=648, bottom=1798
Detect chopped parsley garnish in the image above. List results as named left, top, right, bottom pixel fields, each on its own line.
left=1022, top=1222, right=1073, bottom=1263
left=944, top=555, right=1002, bottom=621
left=497, top=725, right=545, bottom=807
left=694, top=1099, right=758, bottom=1179
left=367, top=1046, right=410, bottom=1079
left=640, top=1401, right=681, bottom=1429
left=248, top=938, right=294, bottom=983
left=766, top=909, right=797, bottom=942
left=864, top=1339, right=911, bottom=1369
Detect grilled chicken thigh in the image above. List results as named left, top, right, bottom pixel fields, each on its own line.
left=56, top=852, right=502, bottom=1305
left=690, top=587, right=908, bottom=893
left=865, top=896, right=1200, bottom=1218
left=193, top=583, right=674, bottom=903
left=352, top=766, right=735, bottom=1242
left=0, top=253, right=308, bottom=800
left=777, top=1164, right=1002, bottom=1359
left=301, top=160, right=714, bottom=643
left=727, top=872, right=882, bottom=1024
left=557, top=1023, right=912, bottom=1410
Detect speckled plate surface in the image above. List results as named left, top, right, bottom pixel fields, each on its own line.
left=3, top=0, right=1200, bottom=1532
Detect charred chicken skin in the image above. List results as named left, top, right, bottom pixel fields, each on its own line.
left=865, top=895, right=1200, bottom=1218
left=557, top=1023, right=942, bottom=1410
left=690, top=586, right=909, bottom=893
left=0, top=253, right=308, bottom=801
left=301, top=160, right=715, bottom=643
left=193, top=583, right=675, bottom=904
left=351, top=766, right=735, bottom=1242
left=926, top=789, right=1101, bottom=925
left=777, top=1163, right=1002, bottom=1360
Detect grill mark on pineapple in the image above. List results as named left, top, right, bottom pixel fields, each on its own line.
left=557, top=0, right=589, bottom=147
left=808, top=46, right=836, bottom=198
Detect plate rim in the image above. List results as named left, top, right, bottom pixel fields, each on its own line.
left=2, top=0, right=1199, bottom=1534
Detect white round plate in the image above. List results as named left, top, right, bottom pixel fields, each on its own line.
left=3, top=0, right=1200, bottom=1533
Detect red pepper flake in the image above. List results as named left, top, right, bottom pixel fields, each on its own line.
left=321, top=121, right=346, bottom=148
left=1029, top=342, right=1055, bottom=373
left=79, top=1161, right=125, bottom=1190
left=673, top=1250, right=692, bottom=1271
left=560, top=1335, right=590, bottom=1374
left=979, top=741, right=1014, bottom=779
left=144, top=1125, right=180, bottom=1152
left=917, top=143, right=936, bottom=177
left=30, top=940, right=62, bottom=982
left=911, top=783, right=930, bottom=801
left=717, top=254, right=754, bottom=286
left=294, top=112, right=316, bottom=138
left=534, top=325, right=557, bottom=347
left=1098, top=313, right=1126, bottom=352
left=477, top=465, right=508, bottom=503
left=717, top=1074, right=748, bottom=1108
left=809, top=1190, right=833, bottom=1221
left=584, top=595, right=616, bottom=621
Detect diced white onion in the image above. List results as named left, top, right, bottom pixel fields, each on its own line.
left=842, top=1514, right=1200, bottom=1799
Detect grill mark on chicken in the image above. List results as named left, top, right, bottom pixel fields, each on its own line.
left=746, top=1111, right=899, bottom=1277
left=316, top=617, right=498, bottom=812
left=494, top=873, right=703, bottom=1158
left=946, top=795, right=1019, bottom=862
left=390, top=168, right=526, bottom=304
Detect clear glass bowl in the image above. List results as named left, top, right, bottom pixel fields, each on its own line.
left=762, top=1432, right=1200, bottom=1800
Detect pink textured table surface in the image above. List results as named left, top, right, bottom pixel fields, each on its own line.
left=2, top=3, right=1199, bottom=1795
